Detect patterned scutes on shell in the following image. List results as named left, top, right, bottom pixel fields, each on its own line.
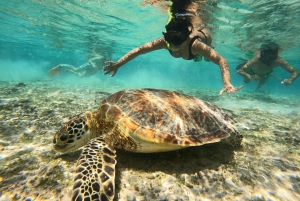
left=99, top=89, right=235, bottom=147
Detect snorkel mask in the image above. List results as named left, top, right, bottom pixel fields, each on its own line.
left=259, top=43, right=279, bottom=65
left=163, top=30, right=190, bottom=46
left=163, top=18, right=192, bottom=46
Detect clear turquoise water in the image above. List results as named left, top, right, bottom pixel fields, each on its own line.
left=0, top=0, right=299, bottom=95
left=0, top=1, right=300, bottom=200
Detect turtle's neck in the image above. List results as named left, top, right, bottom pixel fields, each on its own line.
left=82, top=111, right=101, bottom=139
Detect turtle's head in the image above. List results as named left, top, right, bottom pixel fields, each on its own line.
left=53, top=112, right=95, bottom=153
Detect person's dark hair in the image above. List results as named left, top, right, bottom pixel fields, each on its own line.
left=260, top=42, right=280, bottom=51
left=259, top=42, right=280, bottom=65
left=163, top=18, right=193, bottom=45
left=170, top=0, right=194, bottom=17
left=165, top=17, right=193, bottom=33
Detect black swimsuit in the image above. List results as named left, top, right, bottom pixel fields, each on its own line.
left=169, top=30, right=208, bottom=60
left=168, top=36, right=201, bottom=60
left=188, top=36, right=201, bottom=60
left=188, top=29, right=210, bottom=60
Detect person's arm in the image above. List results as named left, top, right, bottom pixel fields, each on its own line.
left=191, top=41, right=242, bottom=95
left=277, top=57, right=300, bottom=85
left=103, top=37, right=166, bottom=77
left=237, top=59, right=260, bottom=81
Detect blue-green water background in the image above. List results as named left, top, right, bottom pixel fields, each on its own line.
left=1, top=0, right=299, bottom=96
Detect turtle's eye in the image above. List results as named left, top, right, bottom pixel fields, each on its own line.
left=59, top=133, right=69, bottom=142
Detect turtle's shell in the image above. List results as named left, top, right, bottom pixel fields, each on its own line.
left=98, top=89, right=235, bottom=153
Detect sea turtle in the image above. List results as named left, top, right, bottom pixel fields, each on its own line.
left=53, top=88, right=243, bottom=201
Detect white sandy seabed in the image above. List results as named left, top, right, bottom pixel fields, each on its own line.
left=0, top=80, right=299, bottom=201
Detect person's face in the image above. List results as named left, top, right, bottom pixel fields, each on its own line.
left=260, top=49, right=278, bottom=62
left=168, top=39, right=188, bottom=52
left=163, top=29, right=190, bottom=51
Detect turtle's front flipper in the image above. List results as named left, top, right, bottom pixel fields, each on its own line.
left=227, top=129, right=243, bottom=148
left=72, top=137, right=116, bottom=201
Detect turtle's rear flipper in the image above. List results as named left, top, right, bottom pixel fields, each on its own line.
left=72, top=137, right=116, bottom=201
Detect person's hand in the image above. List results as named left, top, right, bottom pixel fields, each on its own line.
left=281, top=79, right=292, bottom=86
left=103, top=61, right=120, bottom=77
left=250, top=74, right=260, bottom=82
left=219, top=84, right=243, bottom=96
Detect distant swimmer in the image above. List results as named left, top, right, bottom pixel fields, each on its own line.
left=103, top=0, right=242, bottom=95
left=48, top=55, right=105, bottom=78
left=236, top=42, right=299, bottom=90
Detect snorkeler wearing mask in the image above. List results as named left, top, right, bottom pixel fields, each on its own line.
left=103, top=16, right=242, bottom=96
left=236, top=42, right=299, bottom=90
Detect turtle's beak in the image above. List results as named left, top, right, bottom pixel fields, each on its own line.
left=53, top=143, right=77, bottom=153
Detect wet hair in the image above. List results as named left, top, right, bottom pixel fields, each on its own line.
left=259, top=42, right=280, bottom=65
left=260, top=42, right=280, bottom=51
left=163, top=18, right=193, bottom=45
left=165, top=17, right=193, bottom=33
left=170, top=0, right=195, bottom=17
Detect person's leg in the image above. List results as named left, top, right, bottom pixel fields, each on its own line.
left=67, top=69, right=84, bottom=77
left=48, top=64, right=76, bottom=77
left=88, top=56, right=105, bottom=70
left=59, top=64, right=84, bottom=76
left=58, top=64, right=78, bottom=71
left=67, top=63, right=93, bottom=77
left=255, top=73, right=270, bottom=91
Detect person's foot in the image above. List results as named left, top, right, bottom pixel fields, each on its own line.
left=48, top=65, right=69, bottom=77
left=48, top=65, right=61, bottom=77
